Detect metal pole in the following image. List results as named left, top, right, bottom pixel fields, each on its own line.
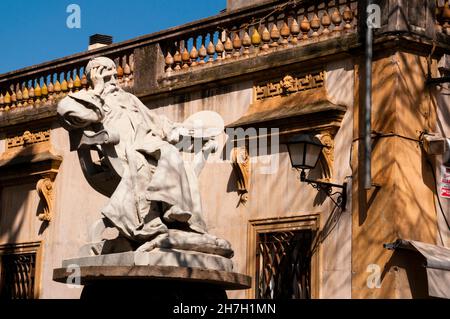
left=364, top=0, right=373, bottom=190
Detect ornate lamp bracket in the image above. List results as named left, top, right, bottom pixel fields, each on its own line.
left=300, top=169, right=347, bottom=210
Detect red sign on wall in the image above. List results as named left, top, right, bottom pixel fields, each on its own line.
left=440, top=165, right=450, bottom=199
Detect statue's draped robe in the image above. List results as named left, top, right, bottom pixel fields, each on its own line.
left=65, top=89, right=207, bottom=242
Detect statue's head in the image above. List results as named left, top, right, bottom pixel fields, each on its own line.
left=86, top=57, right=117, bottom=86
left=57, top=57, right=119, bottom=129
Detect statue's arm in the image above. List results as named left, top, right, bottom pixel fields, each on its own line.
left=57, top=90, right=105, bottom=129
left=129, top=94, right=183, bottom=144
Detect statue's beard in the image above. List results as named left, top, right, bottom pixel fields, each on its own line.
left=100, top=78, right=119, bottom=97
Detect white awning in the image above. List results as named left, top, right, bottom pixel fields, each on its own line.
left=384, top=239, right=450, bottom=299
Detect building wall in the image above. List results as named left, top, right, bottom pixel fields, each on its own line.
left=320, top=58, right=354, bottom=299
left=2, top=49, right=445, bottom=300
left=145, top=60, right=355, bottom=298
left=0, top=126, right=109, bottom=298
left=433, top=59, right=450, bottom=248
left=38, top=126, right=109, bottom=298
left=351, top=50, right=439, bottom=299
left=0, top=58, right=355, bottom=298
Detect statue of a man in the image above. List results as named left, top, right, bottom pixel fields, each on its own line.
left=57, top=57, right=232, bottom=257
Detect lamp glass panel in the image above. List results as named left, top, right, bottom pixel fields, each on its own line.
left=304, top=143, right=323, bottom=168
left=287, top=142, right=306, bottom=168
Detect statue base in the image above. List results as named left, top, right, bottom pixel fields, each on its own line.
left=53, top=264, right=251, bottom=300
left=53, top=250, right=251, bottom=299
left=79, top=279, right=230, bottom=300
left=61, top=248, right=233, bottom=272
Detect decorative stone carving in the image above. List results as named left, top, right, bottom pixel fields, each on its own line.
left=231, top=146, right=251, bottom=205
left=7, top=129, right=50, bottom=150
left=0, top=125, right=62, bottom=198
left=280, top=75, right=296, bottom=94
left=255, top=71, right=325, bottom=100
left=316, top=132, right=334, bottom=181
left=36, top=177, right=54, bottom=222
left=56, top=57, right=234, bottom=266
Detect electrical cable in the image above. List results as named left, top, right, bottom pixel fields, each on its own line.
left=350, top=130, right=450, bottom=231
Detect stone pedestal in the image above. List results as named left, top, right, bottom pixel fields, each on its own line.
left=53, top=250, right=251, bottom=300
left=78, top=280, right=229, bottom=300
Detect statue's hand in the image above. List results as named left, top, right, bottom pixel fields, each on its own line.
left=166, top=126, right=183, bottom=144
left=90, top=66, right=105, bottom=96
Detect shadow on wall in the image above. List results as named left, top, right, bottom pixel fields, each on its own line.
left=0, top=182, right=31, bottom=245
left=354, top=36, right=439, bottom=297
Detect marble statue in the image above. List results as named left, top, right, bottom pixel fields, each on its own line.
left=57, top=57, right=233, bottom=260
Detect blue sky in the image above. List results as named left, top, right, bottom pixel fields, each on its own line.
left=0, top=0, right=226, bottom=74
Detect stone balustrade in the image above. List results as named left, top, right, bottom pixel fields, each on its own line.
left=0, top=0, right=449, bottom=116
left=163, top=0, right=359, bottom=73
left=0, top=52, right=134, bottom=112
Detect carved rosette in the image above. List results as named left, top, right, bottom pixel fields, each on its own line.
left=36, top=177, right=54, bottom=222
left=280, top=75, right=296, bottom=94
left=231, top=146, right=251, bottom=205
left=316, top=133, right=334, bottom=181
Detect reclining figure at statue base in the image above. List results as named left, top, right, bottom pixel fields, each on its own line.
left=57, top=57, right=233, bottom=259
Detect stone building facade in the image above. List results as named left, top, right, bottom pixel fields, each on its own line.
left=0, top=0, right=449, bottom=299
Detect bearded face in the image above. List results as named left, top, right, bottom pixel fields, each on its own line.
left=86, top=57, right=117, bottom=88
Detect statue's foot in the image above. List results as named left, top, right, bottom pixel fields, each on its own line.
left=136, top=233, right=168, bottom=252
left=162, top=206, right=192, bottom=223
left=135, top=229, right=234, bottom=258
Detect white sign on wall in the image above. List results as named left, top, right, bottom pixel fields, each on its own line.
left=440, top=165, right=450, bottom=199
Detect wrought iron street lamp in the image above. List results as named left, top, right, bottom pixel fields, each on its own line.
left=286, top=134, right=347, bottom=210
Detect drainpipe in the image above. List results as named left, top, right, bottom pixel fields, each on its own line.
left=364, top=0, right=373, bottom=190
